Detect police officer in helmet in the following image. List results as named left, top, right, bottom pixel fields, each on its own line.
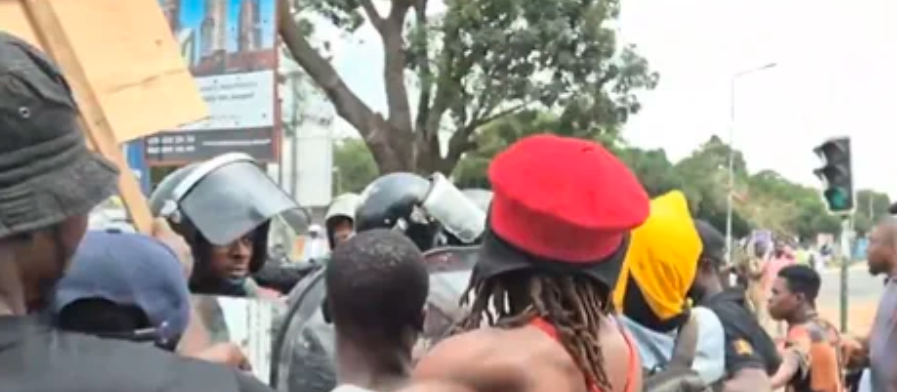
left=325, top=193, right=361, bottom=250
left=355, top=172, right=486, bottom=251
left=149, top=153, right=298, bottom=298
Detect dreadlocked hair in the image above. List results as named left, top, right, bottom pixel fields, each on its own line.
left=456, top=272, right=614, bottom=391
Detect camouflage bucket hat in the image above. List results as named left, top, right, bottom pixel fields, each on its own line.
left=0, top=32, right=118, bottom=238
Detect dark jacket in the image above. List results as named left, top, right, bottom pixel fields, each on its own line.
left=0, top=315, right=272, bottom=392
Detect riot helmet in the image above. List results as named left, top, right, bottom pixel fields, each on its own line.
left=442, top=189, right=493, bottom=246
left=461, top=189, right=493, bottom=213
left=149, top=153, right=298, bottom=292
left=324, top=193, right=360, bottom=249
left=355, top=172, right=486, bottom=251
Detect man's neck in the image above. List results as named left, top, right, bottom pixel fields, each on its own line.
left=786, top=306, right=817, bottom=326
left=887, top=261, right=897, bottom=280
left=335, top=337, right=412, bottom=392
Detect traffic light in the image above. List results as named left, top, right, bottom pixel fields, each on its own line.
left=813, top=137, right=853, bottom=214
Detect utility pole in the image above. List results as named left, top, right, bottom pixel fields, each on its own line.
left=725, top=62, right=778, bottom=263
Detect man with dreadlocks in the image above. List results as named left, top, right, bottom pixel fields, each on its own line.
left=405, top=134, right=649, bottom=392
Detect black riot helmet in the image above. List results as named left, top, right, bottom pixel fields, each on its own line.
left=149, top=153, right=298, bottom=275
left=355, top=172, right=486, bottom=251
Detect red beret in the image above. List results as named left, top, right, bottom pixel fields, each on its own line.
left=488, top=134, right=650, bottom=263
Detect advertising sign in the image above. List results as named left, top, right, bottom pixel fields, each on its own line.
left=146, top=0, right=280, bottom=165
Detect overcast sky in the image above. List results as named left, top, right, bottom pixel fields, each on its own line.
left=320, top=0, right=897, bottom=197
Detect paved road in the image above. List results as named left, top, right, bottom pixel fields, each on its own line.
left=817, top=263, right=883, bottom=333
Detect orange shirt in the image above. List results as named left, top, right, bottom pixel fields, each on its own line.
left=782, top=319, right=843, bottom=392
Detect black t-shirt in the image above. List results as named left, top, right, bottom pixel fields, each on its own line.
left=700, top=288, right=781, bottom=376
left=0, top=315, right=274, bottom=392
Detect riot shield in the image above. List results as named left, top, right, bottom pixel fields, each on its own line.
left=270, top=246, right=478, bottom=392
left=191, top=295, right=286, bottom=385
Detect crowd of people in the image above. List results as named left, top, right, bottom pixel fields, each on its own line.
left=1, top=30, right=896, bottom=392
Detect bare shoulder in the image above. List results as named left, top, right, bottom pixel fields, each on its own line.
left=414, top=326, right=584, bottom=392
left=414, top=329, right=518, bottom=380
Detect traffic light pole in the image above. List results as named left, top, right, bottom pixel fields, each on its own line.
left=839, top=216, right=852, bottom=332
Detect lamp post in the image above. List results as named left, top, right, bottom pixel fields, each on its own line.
left=725, top=62, right=778, bottom=264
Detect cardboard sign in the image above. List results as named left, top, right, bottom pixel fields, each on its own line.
left=0, top=0, right=208, bottom=232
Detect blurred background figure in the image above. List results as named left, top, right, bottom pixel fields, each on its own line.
left=324, top=193, right=361, bottom=250
left=303, top=224, right=329, bottom=261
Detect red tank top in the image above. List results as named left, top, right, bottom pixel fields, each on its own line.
left=530, top=317, right=639, bottom=392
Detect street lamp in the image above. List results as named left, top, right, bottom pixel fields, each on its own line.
left=725, top=62, right=778, bottom=264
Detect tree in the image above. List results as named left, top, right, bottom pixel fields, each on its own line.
left=332, top=138, right=378, bottom=194
left=616, top=147, right=682, bottom=197
left=280, top=0, right=658, bottom=175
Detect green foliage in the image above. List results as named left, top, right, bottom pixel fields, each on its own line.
left=283, top=0, right=657, bottom=174
left=448, top=110, right=889, bottom=240
left=332, top=138, right=378, bottom=194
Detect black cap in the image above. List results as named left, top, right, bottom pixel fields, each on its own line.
left=0, top=32, right=118, bottom=238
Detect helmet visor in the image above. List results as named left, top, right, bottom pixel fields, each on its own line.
left=422, top=174, right=486, bottom=244
left=180, top=161, right=297, bottom=245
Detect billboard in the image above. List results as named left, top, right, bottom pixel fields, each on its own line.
left=146, top=0, right=280, bottom=165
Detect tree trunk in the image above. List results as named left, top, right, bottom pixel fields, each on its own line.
left=278, top=0, right=413, bottom=175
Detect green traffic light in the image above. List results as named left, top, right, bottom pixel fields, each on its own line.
left=825, top=188, right=849, bottom=210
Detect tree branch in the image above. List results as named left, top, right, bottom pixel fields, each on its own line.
left=412, top=0, right=432, bottom=135
left=359, top=0, right=384, bottom=31
left=441, top=102, right=530, bottom=171
left=380, top=0, right=415, bottom=167
left=277, top=0, right=386, bottom=147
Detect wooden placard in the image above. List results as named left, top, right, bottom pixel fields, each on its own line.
left=1, top=0, right=208, bottom=233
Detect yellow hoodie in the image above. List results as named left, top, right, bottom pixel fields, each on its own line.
left=612, top=191, right=703, bottom=321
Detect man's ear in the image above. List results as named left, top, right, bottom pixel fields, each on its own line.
left=795, top=292, right=807, bottom=305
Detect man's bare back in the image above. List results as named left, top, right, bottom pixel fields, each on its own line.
left=407, top=317, right=639, bottom=392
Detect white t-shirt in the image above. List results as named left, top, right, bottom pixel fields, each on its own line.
left=618, top=307, right=726, bottom=385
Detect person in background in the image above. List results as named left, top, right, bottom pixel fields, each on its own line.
left=768, top=265, right=842, bottom=392
left=613, top=191, right=726, bottom=386
left=759, top=239, right=797, bottom=335
left=689, top=220, right=780, bottom=392
left=325, top=193, right=361, bottom=251
left=325, top=229, right=429, bottom=392
left=0, top=31, right=273, bottom=392
left=304, top=224, right=329, bottom=261
left=408, top=134, right=650, bottom=392
left=841, top=216, right=897, bottom=392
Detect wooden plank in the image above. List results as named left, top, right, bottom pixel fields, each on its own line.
left=2, top=0, right=209, bottom=233
left=0, top=0, right=208, bottom=142
left=18, top=0, right=153, bottom=232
